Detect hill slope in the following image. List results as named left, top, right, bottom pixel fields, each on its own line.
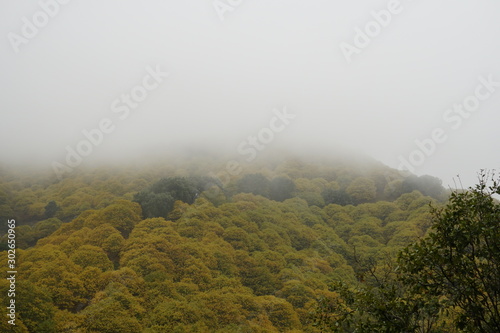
left=0, top=155, right=447, bottom=332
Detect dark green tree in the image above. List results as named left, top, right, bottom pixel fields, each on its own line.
left=399, top=172, right=500, bottom=332
left=322, top=188, right=352, bottom=206
left=43, top=200, right=59, bottom=219
left=236, top=173, right=271, bottom=198
left=133, top=191, right=174, bottom=219
left=401, top=175, right=445, bottom=200
left=150, top=177, right=200, bottom=204
left=270, top=176, right=296, bottom=201
left=134, top=177, right=205, bottom=218
left=315, top=279, right=442, bottom=333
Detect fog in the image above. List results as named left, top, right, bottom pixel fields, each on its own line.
left=1, top=0, right=499, bottom=188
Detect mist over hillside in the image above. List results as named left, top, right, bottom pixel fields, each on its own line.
left=1, top=2, right=499, bottom=189
left=0, top=153, right=452, bottom=331
left=1, top=1, right=499, bottom=331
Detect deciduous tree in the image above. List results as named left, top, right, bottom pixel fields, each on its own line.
left=400, top=172, right=500, bottom=332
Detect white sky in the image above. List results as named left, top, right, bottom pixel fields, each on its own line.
left=1, top=0, right=499, bottom=188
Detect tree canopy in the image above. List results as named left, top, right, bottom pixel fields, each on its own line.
left=0, top=156, right=457, bottom=331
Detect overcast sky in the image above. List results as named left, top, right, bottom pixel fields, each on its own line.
left=1, top=0, right=499, bottom=188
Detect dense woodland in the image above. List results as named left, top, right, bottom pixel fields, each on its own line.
left=0, top=155, right=498, bottom=332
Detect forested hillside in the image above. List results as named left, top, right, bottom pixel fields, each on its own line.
left=0, top=155, right=453, bottom=332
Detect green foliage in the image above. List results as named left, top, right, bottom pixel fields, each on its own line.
left=134, top=177, right=210, bottom=219
left=400, top=172, right=500, bottom=332
left=80, top=283, right=144, bottom=333
left=43, top=200, right=59, bottom=219
left=84, top=201, right=141, bottom=237
left=0, top=279, right=56, bottom=332
left=70, top=245, right=114, bottom=271
left=315, top=279, right=443, bottom=333
left=296, top=191, right=326, bottom=207
left=346, top=177, right=377, bottom=204
left=0, top=157, right=458, bottom=332
left=134, top=191, right=174, bottom=219
left=322, top=188, right=353, bottom=206
left=150, top=177, right=200, bottom=204
left=270, top=176, right=296, bottom=201
left=237, top=173, right=271, bottom=198
left=402, top=175, right=445, bottom=200
left=33, top=217, right=63, bottom=239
